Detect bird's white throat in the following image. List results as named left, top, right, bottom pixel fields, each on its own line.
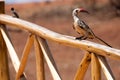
left=73, top=15, right=79, bottom=23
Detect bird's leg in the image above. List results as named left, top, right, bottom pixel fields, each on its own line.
left=72, top=25, right=75, bottom=30
left=82, top=36, right=88, bottom=40
left=76, top=33, right=89, bottom=40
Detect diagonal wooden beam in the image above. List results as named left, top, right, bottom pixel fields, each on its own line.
left=16, top=34, right=34, bottom=80
left=0, top=27, right=27, bottom=80
left=74, top=52, right=91, bottom=80
left=0, top=27, right=19, bottom=71
left=38, top=37, right=62, bottom=80
left=97, top=55, right=115, bottom=80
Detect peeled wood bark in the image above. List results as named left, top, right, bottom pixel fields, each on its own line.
left=74, top=52, right=91, bottom=80
left=0, top=14, right=120, bottom=60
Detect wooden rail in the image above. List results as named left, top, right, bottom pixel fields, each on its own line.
left=0, top=14, right=120, bottom=60
left=0, top=0, right=120, bottom=80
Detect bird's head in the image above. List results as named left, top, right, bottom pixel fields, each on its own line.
left=11, top=7, right=14, bottom=11
left=72, top=8, right=89, bottom=16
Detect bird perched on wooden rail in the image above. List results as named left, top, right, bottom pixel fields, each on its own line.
left=10, top=7, right=22, bottom=32
left=11, top=7, right=20, bottom=18
left=72, top=8, right=112, bottom=47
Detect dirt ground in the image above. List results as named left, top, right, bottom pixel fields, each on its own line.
left=4, top=0, right=120, bottom=80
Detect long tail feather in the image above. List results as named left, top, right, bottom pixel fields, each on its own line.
left=95, top=36, right=112, bottom=47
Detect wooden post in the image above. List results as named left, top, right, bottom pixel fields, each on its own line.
left=91, top=53, right=101, bottom=80
left=74, top=52, right=91, bottom=80
left=34, top=36, right=45, bottom=80
left=0, top=0, right=5, bottom=13
left=0, top=0, right=10, bottom=80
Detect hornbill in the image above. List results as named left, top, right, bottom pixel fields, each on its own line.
left=72, top=8, right=112, bottom=47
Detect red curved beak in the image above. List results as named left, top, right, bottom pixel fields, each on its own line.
left=79, top=8, right=89, bottom=14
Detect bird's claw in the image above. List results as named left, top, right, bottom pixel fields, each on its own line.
left=75, top=36, right=87, bottom=40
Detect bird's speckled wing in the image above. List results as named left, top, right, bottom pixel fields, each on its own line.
left=77, top=20, right=96, bottom=38
left=77, top=20, right=90, bottom=30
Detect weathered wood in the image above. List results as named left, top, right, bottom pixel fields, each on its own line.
left=98, top=56, right=115, bottom=80
left=16, top=34, right=34, bottom=80
left=0, top=1, right=9, bottom=79
left=1, top=27, right=27, bottom=80
left=0, top=14, right=120, bottom=60
left=91, top=53, right=101, bottom=80
left=0, top=0, right=5, bottom=14
left=0, top=27, right=20, bottom=71
left=38, top=37, right=61, bottom=80
left=74, top=52, right=91, bottom=80
left=0, top=27, right=10, bottom=80
left=34, top=36, right=45, bottom=80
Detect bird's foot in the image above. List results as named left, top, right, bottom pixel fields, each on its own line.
left=75, top=36, right=87, bottom=40
left=75, top=37, right=83, bottom=40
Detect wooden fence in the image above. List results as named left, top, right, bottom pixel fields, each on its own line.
left=0, top=0, right=120, bottom=80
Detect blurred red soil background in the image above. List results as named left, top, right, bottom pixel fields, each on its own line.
left=4, top=0, right=120, bottom=80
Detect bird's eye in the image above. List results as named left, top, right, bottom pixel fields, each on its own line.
left=76, top=10, right=79, bottom=13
